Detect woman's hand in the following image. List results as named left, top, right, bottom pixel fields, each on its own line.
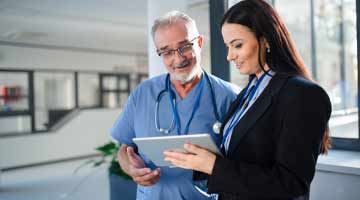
left=163, top=143, right=216, bottom=175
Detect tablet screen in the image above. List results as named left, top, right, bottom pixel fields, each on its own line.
left=133, top=133, right=221, bottom=167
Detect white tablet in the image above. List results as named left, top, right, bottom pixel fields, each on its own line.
left=133, top=133, right=222, bottom=167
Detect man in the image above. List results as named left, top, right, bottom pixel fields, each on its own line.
left=111, top=11, right=239, bottom=200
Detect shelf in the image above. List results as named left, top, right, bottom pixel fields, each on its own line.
left=0, top=110, right=30, bottom=117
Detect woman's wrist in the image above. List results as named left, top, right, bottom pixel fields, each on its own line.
left=204, top=153, right=216, bottom=175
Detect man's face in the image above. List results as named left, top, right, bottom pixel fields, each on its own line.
left=154, top=21, right=202, bottom=83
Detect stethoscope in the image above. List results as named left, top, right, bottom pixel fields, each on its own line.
left=154, top=71, right=222, bottom=134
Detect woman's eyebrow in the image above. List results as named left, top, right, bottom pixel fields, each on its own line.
left=228, top=39, right=243, bottom=45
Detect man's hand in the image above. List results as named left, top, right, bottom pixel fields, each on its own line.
left=118, top=144, right=161, bottom=186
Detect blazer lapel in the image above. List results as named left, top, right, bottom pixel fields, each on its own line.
left=221, top=90, right=245, bottom=130
left=227, top=74, right=288, bottom=156
left=218, top=89, right=245, bottom=155
left=220, top=75, right=256, bottom=130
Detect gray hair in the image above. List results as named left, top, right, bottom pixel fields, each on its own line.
left=151, top=10, right=199, bottom=40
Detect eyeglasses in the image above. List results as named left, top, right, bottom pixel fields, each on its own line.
left=157, top=36, right=199, bottom=59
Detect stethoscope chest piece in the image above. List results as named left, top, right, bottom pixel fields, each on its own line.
left=213, top=121, right=222, bottom=134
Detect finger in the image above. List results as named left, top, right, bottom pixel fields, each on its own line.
left=133, top=169, right=160, bottom=183
left=146, top=172, right=161, bottom=185
left=137, top=174, right=160, bottom=186
left=163, top=151, right=188, bottom=162
left=164, top=157, right=189, bottom=169
left=153, top=167, right=161, bottom=176
left=148, top=173, right=160, bottom=184
left=129, top=166, right=151, bottom=177
left=134, top=169, right=160, bottom=185
left=183, top=143, right=207, bottom=155
left=136, top=173, right=160, bottom=186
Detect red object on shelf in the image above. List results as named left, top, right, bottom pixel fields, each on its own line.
left=0, top=85, right=22, bottom=103
left=0, top=85, right=6, bottom=96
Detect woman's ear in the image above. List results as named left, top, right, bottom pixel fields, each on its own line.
left=261, top=37, right=270, bottom=50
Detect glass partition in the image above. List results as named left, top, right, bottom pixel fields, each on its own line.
left=34, top=72, right=75, bottom=130
left=78, top=73, right=100, bottom=108
left=276, top=0, right=358, bottom=139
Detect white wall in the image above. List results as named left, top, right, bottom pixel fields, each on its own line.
left=311, top=169, right=360, bottom=200
left=0, top=45, right=148, bottom=73
left=0, top=108, right=121, bottom=169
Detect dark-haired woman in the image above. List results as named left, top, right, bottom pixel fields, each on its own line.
left=164, top=0, right=332, bottom=199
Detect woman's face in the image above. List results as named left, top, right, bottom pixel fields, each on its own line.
left=221, top=23, right=268, bottom=77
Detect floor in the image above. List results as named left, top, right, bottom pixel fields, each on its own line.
left=0, top=159, right=110, bottom=200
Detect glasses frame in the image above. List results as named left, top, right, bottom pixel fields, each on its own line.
left=156, top=36, right=200, bottom=58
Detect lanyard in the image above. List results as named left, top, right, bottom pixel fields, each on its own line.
left=167, top=74, right=205, bottom=134
left=221, top=73, right=268, bottom=147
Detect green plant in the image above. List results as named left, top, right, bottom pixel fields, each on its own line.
left=80, top=141, right=131, bottom=180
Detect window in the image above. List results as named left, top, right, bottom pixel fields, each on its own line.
left=100, top=74, right=131, bottom=108
left=0, top=70, right=32, bottom=135
left=34, top=72, right=76, bottom=131
left=78, top=73, right=100, bottom=108
left=0, top=72, right=29, bottom=111
left=228, top=0, right=360, bottom=150
left=275, top=0, right=359, bottom=149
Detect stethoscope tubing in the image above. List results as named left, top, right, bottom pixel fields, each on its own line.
left=155, top=71, right=221, bottom=134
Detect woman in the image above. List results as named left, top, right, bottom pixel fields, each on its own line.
left=163, top=0, right=332, bottom=199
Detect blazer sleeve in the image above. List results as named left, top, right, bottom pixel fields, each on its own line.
left=207, top=82, right=332, bottom=198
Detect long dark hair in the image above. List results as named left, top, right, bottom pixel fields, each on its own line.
left=221, top=0, right=330, bottom=154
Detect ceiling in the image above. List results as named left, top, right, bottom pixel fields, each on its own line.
left=0, top=0, right=209, bottom=55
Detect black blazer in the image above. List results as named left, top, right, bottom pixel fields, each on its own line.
left=194, top=74, right=331, bottom=200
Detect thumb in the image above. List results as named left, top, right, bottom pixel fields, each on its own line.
left=127, top=146, right=145, bottom=168
left=117, top=144, right=130, bottom=166
left=118, top=144, right=129, bottom=159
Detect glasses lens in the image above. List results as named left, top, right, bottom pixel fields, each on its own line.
left=160, top=50, right=174, bottom=58
left=180, top=44, right=193, bottom=55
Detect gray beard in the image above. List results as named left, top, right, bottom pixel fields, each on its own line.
left=171, top=64, right=202, bottom=84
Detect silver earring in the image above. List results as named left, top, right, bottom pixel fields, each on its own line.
left=266, top=47, right=270, bottom=53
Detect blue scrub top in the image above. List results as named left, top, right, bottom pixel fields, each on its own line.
left=111, top=71, right=239, bottom=200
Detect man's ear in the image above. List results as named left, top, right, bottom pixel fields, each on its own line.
left=197, top=35, right=204, bottom=48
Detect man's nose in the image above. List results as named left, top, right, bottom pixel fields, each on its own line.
left=173, top=49, right=186, bottom=63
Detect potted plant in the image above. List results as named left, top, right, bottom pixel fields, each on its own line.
left=85, top=141, right=137, bottom=200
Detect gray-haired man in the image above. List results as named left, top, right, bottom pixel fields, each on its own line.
left=111, top=10, right=239, bottom=200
